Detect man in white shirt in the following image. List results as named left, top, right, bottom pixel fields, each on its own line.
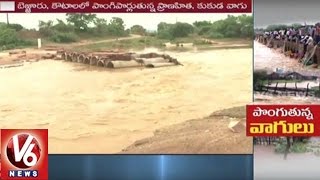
left=286, top=30, right=290, bottom=36
left=306, top=35, right=314, bottom=45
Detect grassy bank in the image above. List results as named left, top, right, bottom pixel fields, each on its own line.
left=72, top=36, right=252, bottom=52
left=72, top=36, right=165, bottom=52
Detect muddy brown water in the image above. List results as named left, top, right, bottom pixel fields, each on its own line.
left=0, top=48, right=252, bottom=153
left=254, top=41, right=320, bottom=103
left=254, top=41, right=320, bottom=179
left=254, top=41, right=320, bottom=76
left=254, top=145, right=320, bottom=180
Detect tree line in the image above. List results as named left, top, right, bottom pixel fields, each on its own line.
left=0, top=23, right=33, bottom=50
left=38, top=14, right=128, bottom=43
left=157, top=14, right=253, bottom=40
left=0, top=13, right=253, bottom=51
left=255, top=23, right=304, bottom=32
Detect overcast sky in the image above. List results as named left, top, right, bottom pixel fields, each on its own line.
left=254, top=0, right=320, bottom=28
left=0, top=13, right=251, bottom=31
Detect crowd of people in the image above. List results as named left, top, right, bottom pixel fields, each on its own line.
left=263, top=24, right=320, bottom=43
left=260, top=23, right=320, bottom=57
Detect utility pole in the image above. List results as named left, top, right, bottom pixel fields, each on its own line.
left=144, top=32, right=147, bottom=48
left=6, top=13, right=9, bottom=25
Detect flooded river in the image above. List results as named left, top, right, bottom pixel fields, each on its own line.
left=254, top=145, right=320, bottom=180
left=254, top=41, right=320, bottom=103
left=0, top=48, right=252, bottom=153
left=254, top=41, right=320, bottom=76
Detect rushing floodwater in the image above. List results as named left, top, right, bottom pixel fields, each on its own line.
left=254, top=41, right=320, bottom=76
left=254, top=40, right=320, bottom=179
left=0, top=48, right=252, bottom=153
left=254, top=145, right=320, bottom=180
left=254, top=41, right=320, bottom=103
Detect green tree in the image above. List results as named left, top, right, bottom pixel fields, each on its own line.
left=238, top=15, right=254, bottom=37
left=66, top=13, right=97, bottom=32
left=198, top=25, right=212, bottom=35
left=207, top=15, right=253, bottom=38
left=0, top=24, right=20, bottom=50
left=241, top=24, right=254, bottom=38
left=50, top=32, right=78, bottom=43
left=157, top=22, right=170, bottom=32
left=8, top=24, right=24, bottom=31
left=169, top=22, right=194, bottom=38
left=107, top=17, right=126, bottom=36
left=157, top=22, right=194, bottom=39
left=193, top=21, right=212, bottom=28
left=224, top=15, right=241, bottom=37
left=93, top=17, right=108, bottom=35
left=130, top=25, right=146, bottom=35
left=38, top=20, right=54, bottom=36
left=53, top=19, right=74, bottom=32
left=291, top=23, right=303, bottom=29
left=0, top=25, right=18, bottom=45
left=210, top=20, right=226, bottom=38
left=265, top=24, right=288, bottom=31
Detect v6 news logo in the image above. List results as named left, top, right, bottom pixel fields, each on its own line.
left=1, top=129, right=48, bottom=180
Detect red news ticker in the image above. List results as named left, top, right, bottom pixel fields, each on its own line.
left=0, top=0, right=252, bottom=13
left=246, top=105, right=320, bottom=137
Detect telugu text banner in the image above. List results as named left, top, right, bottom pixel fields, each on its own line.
left=246, top=105, right=320, bottom=137
left=0, top=0, right=252, bottom=13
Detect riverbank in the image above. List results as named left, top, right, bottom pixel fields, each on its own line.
left=71, top=36, right=252, bottom=52
left=0, top=37, right=251, bottom=66
left=121, top=106, right=252, bottom=154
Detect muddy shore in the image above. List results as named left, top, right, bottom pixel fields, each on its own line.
left=121, top=106, right=252, bottom=154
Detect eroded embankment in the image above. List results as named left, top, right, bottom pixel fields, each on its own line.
left=121, top=106, right=252, bottom=154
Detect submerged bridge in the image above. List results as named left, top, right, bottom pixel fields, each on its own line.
left=56, top=50, right=182, bottom=69
left=254, top=81, right=320, bottom=97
